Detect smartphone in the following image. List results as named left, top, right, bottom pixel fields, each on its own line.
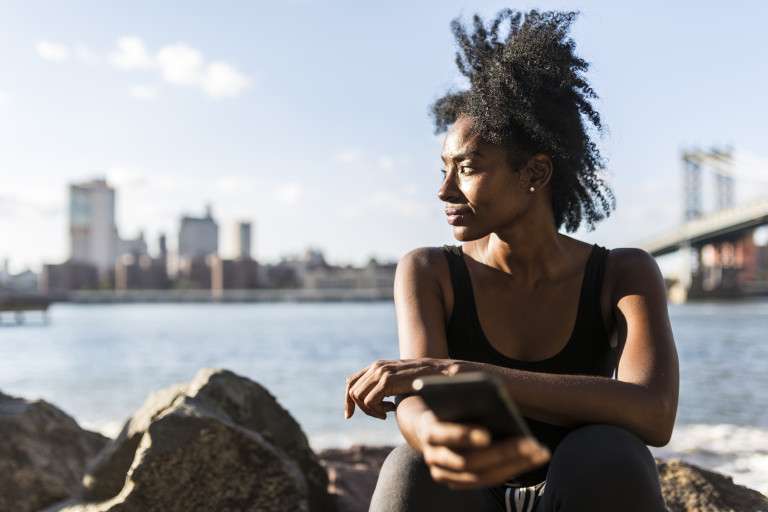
left=411, top=371, right=534, bottom=442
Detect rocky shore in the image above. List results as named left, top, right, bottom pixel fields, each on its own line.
left=1, top=368, right=766, bottom=512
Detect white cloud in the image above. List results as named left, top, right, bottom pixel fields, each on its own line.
left=37, top=36, right=252, bottom=99
left=107, top=37, right=251, bottom=99
left=129, top=84, right=158, bottom=100
left=155, top=43, right=204, bottom=85
left=201, top=62, right=251, bottom=98
left=275, top=183, right=304, bottom=205
left=0, top=90, right=8, bottom=107
left=36, top=41, right=70, bottom=62
left=110, top=36, right=153, bottom=70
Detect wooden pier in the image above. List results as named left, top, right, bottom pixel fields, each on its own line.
left=0, top=294, right=51, bottom=325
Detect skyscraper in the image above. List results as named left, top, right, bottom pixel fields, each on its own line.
left=178, top=204, right=219, bottom=260
left=237, top=221, right=252, bottom=259
left=69, top=178, right=118, bottom=275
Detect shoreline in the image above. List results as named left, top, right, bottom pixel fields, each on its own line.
left=43, top=288, right=395, bottom=304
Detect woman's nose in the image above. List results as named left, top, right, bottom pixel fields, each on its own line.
left=437, top=172, right=460, bottom=202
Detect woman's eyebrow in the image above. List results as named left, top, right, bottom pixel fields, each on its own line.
left=441, top=150, right=482, bottom=163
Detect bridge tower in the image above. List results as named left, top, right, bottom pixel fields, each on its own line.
left=682, top=152, right=702, bottom=221
left=682, top=145, right=734, bottom=221
left=677, top=146, right=736, bottom=302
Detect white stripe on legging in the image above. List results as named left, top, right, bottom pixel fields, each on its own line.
left=514, top=487, right=526, bottom=512
left=505, top=486, right=512, bottom=512
left=525, top=487, right=536, bottom=512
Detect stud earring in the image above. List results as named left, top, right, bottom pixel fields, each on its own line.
left=529, top=186, right=535, bottom=192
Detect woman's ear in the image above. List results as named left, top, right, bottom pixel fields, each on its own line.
left=524, top=154, right=553, bottom=191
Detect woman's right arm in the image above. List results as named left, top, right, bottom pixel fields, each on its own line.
left=392, top=247, right=452, bottom=454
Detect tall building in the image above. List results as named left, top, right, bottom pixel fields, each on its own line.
left=158, top=233, right=168, bottom=264
left=237, top=221, right=252, bottom=259
left=69, top=178, right=118, bottom=275
left=178, top=204, right=219, bottom=260
left=118, top=231, right=148, bottom=258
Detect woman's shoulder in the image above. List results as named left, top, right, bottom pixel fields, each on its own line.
left=396, top=246, right=455, bottom=283
left=603, top=246, right=664, bottom=301
left=396, top=246, right=455, bottom=318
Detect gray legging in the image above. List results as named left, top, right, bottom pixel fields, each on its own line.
left=369, top=424, right=668, bottom=512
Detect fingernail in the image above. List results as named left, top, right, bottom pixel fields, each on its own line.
left=521, top=438, right=537, bottom=454
left=470, top=429, right=490, bottom=445
left=533, top=448, right=550, bottom=462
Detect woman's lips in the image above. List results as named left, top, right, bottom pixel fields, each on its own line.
left=446, top=214, right=466, bottom=225
left=444, top=207, right=472, bottom=226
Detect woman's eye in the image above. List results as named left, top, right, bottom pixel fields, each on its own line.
left=440, top=168, right=447, bottom=178
left=459, top=166, right=473, bottom=175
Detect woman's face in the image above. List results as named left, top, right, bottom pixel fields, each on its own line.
left=438, top=115, right=534, bottom=241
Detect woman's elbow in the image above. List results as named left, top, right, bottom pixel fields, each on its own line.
left=643, top=396, right=676, bottom=447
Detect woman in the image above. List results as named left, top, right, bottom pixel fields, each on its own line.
left=344, top=8, right=678, bottom=512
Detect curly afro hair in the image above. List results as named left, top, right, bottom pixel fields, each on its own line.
left=431, top=8, right=615, bottom=233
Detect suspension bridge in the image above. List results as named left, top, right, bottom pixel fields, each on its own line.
left=637, top=146, right=768, bottom=302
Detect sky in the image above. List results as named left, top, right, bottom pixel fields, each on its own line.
left=1, top=1, right=767, bottom=274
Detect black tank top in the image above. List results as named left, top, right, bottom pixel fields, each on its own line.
left=441, top=243, right=618, bottom=486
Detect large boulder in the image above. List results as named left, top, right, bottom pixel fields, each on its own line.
left=54, top=368, right=333, bottom=512
left=657, top=458, right=768, bottom=512
left=0, top=390, right=109, bottom=512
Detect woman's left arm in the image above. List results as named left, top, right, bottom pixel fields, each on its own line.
left=453, top=248, right=680, bottom=447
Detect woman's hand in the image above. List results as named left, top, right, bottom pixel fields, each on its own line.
left=415, top=410, right=550, bottom=490
left=344, top=358, right=460, bottom=420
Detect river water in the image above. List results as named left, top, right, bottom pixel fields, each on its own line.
left=1, top=300, right=766, bottom=493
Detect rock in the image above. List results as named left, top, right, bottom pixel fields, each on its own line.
left=317, top=445, right=768, bottom=512
left=0, top=390, right=109, bottom=512
left=318, top=444, right=395, bottom=512
left=58, top=368, right=333, bottom=512
left=657, top=458, right=768, bottom=512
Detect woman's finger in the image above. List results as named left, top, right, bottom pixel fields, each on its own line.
left=344, top=366, right=371, bottom=418
left=363, top=377, right=395, bottom=419
left=423, top=421, right=491, bottom=449
left=349, top=360, right=405, bottom=419
left=422, top=444, right=468, bottom=471
left=349, top=368, right=380, bottom=418
left=423, top=435, right=541, bottom=472
left=462, top=436, right=548, bottom=473
left=428, top=447, right=548, bottom=490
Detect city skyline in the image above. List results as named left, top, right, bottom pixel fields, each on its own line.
left=2, top=2, right=768, bottom=274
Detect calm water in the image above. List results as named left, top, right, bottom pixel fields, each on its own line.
left=1, top=301, right=766, bottom=493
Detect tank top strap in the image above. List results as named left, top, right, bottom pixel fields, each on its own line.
left=583, top=244, right=611, bottom=336
left=440, top=244, right=472, bottom=324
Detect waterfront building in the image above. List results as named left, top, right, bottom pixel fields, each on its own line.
left=69, top=178, right=118, bottom=276
left=237, top=221, right=253, bottom=259
left=115, top=253, right=170, bottom=290
left=210, top=256, right=260, bottom=293
left=301, top=257, right=396, bottom=290
left=178, top=204, right=219, bottom=260
left=40, top=261, right=99, bottom=296
left=118, top=231, right=149, bottom=258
